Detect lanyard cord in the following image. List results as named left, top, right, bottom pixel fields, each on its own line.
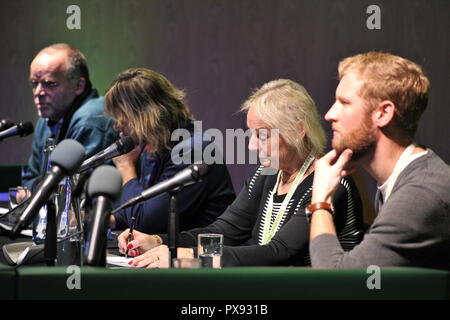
left=261, top=153, right=315, bottom=245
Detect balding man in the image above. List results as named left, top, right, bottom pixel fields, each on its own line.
left=21, top=43, right=117, bottom=192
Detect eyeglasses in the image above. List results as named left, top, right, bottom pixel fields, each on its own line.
left=29, top=79, right=59, bottom=91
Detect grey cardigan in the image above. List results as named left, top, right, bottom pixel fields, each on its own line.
left=310, top=149, right=450, bottom=270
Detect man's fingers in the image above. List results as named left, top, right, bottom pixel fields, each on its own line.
left=335, top=149, right=353, bottom=169
left=322, top=149, right=338, bottom=163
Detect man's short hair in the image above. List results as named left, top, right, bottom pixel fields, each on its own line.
left=339, top=52, right=430, bottom=138
left=38, top=43, right=90, bottom=82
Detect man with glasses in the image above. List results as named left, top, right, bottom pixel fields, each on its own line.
left=19, top=43, right=117, bottom=197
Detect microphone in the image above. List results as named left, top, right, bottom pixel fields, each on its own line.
left=0, top=119, right=15, bottom=132
left=85, top=165, right=122, bottom=266
left=112, top=162, right=209, bottom=213
left=0, top=121, right=34, bottom=141
left=78, top=136, right=135, bottom=173
left=10, top=139, right=85, bottom=239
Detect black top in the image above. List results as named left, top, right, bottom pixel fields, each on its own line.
left=160, top=166, right=364, bottom=266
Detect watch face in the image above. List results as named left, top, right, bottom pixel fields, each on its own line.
left=306, top=203, right=315, bottom=215
left=305, top=207, right=312, bottom=222
left=305, top=203, right=334, bottom=221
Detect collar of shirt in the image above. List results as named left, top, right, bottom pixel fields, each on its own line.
left=377, top=143, right=428, bottom=203
left=47, top=118, right=64, bottom=138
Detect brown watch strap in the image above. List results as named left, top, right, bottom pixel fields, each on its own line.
left=307, top=202, right=333, bottom=214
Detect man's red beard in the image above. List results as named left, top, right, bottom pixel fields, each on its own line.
left=332, top=118, right=376, bottom=161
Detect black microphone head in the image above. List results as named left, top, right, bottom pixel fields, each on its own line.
left=17, top=121, right=34, bottom=137
left=116, top=136, right=135, bottom=154
left=191, top=162, right=209, bottom=180
left=87, top=165, right=122, bottom=201
left=50, top=139, right=86, bottom=175
left=0, top=119, right=15, bottom=131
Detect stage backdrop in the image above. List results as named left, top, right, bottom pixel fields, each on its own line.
left=1, top=0, right=449, bottom=223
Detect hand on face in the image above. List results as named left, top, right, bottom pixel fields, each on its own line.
left=311, top=149, right=355, bottom=203
left=112, top=145, right=142, bottom=184
left=112, top=144, right=142, bottom=169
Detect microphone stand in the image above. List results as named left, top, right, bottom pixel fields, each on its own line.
left=167, top=188, right=181, bottom=268
left=70, top=174, right=86, bottom=266
left=44, top=200, right=57, bottom=266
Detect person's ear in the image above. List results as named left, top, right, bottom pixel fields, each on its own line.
left=296, top=121, right=306, bottom=140
left=74, top=77, right=86, bottom=95
left=373, top=100, right=395, bottom=128
left=299, top=128, right=306, bottom=140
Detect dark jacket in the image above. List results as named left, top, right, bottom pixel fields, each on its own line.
left=22, top=88, right=118, bottom=189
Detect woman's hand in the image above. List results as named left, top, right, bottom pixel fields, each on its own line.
left=129, top=245, right=170, bottom=269
left=112, top=145, right=142, bottom=185
left=117, top=229, right=159, bottom=257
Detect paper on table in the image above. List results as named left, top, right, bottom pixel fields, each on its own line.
left=107, top=254, right=134, bottom=268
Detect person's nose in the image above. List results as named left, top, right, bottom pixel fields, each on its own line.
left=248, top=132, right=258, bottom=152
left=33, top=83, right=46, bottom=97
left=325, top=102, right=339, bottom=122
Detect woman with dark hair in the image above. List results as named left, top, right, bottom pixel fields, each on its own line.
left=105, top=68, right=235, bottom=234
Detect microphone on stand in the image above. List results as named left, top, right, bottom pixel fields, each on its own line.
left=0, top=121, right=34, bottom=142
left=77, top=136, right=135, bottom=173
left=0, top=119, right=15, bottom=132
left=10, top=139, right=85, bottom=239
left=85, top=165, right=122, bottom=266
left=111, top=162, right=209, bottom=214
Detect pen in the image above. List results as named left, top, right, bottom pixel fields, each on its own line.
left=125, top=216, right=136, bottom=258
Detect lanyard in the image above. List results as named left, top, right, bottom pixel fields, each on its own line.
left=261, top=153, right=315, bottom=245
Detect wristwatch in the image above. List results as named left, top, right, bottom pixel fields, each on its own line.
left=305, top=202, right=333, bottom=220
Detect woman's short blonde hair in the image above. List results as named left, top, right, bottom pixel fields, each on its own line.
left=241, top=79, right=326, bottom=158
left=105, top=68, right=193, bottom=156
